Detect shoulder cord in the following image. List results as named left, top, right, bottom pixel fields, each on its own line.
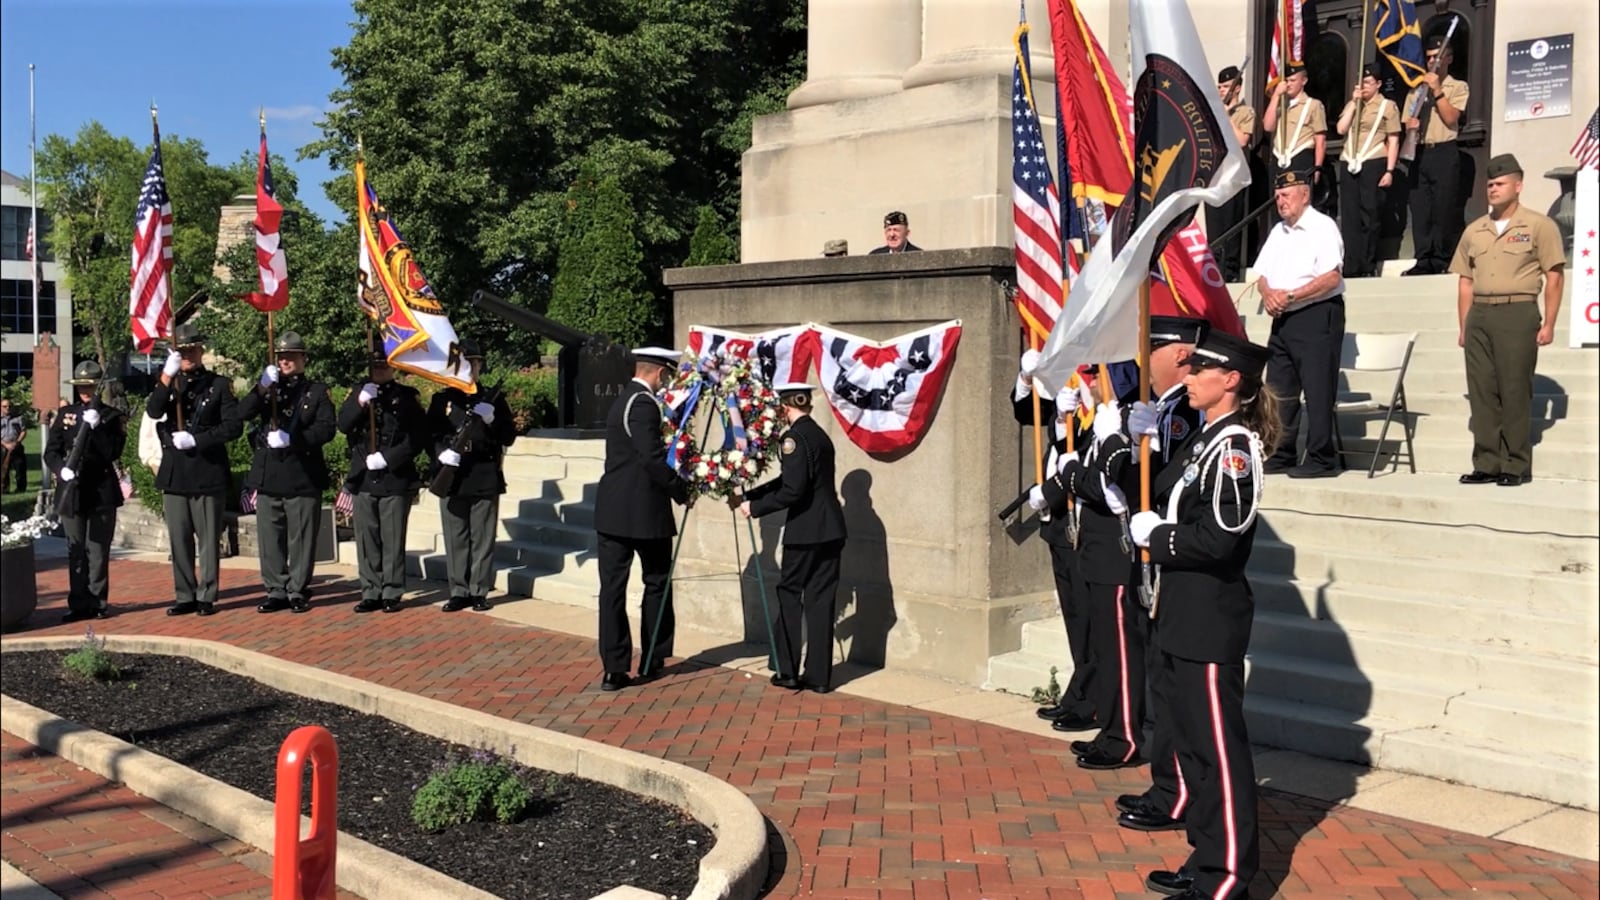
left=1161, top=422, right=1264, bottom=534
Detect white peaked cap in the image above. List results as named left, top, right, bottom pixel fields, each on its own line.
left=631, top=346, right=682, bottom=365
left=774, top=382, right=817, bottom=393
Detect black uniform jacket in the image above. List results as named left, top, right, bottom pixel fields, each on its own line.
left=593, top=380, right=689, bottom=540
left=146, top=368, right=241, bottom=496
left=1147, top=412, right=1260, bottom=664
left=44, top=401, right=127, bottom=515
left=426, top=388, right=517, bottom=498
left=338, top=381, right=425, bottom=496
left=868, top=242, right=924, bottom=254
left=747, top=414, right=847, bottom=546
left=1096, top=383, right=1205, bottom=506
left=1041, top=386, right=1140, bottom=584
left=1012, top=387, right=1089, bottom=549
left=238, top=376, right=337, bottom=498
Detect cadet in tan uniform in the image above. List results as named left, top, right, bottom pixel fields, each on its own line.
left=1448, top=154, right=1565, bottom=486
left=1403, top=35, right=1470, bottom=275
left=1207, top=65, right=1258, bottom=282
left=1261, top=64, right=1325, bottom=189
left=1336, top=64, right=1402, bottom=277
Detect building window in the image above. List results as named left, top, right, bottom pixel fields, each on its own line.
left=0, top=206, right=53, bottom=262
left=0, top=279, right=58, bottom=335
left=0, top=352, right=29, bottom=382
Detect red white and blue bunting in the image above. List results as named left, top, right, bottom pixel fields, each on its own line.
left=687, top=320, right=963, bottom=455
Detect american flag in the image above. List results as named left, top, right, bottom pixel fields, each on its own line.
left=24, top=214, right=40, bottom=299
left=1267, top=0, right=1315, bottom=89
left=129, top=121, right=174, bottom=353
left=1011, top=15, right=1065, bottom=342
left=1571, top=107, right=1600, bottom=170
left=334, top=488, right=355, bottom=519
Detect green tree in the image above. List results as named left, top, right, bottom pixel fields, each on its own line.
left=549, top=170, right=654, bottom=346
left=306, top=0, right=805, bottom=360
left=683, top=204, right=737, bottom=267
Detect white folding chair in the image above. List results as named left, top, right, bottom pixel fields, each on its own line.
left=1332, top=331, right=1418, bottom=478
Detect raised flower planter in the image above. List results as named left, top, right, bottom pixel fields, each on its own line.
left=1, top=540, right=38, bottom=632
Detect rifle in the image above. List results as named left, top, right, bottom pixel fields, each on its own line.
left=53, top=406, right=96, bottom=518
left=1398, top=16, right=1461, bottom=170
left=427, top=378, right=506, bottom=498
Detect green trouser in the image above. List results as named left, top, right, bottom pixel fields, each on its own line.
left=164, top=493, right=223, bottom=606
left=354, top=493, right=413, bottom=602
left=1463, top=301, right=1540, bottom=478
left=257, top=493, right=321, bottom=601
left=441, top=495, right=499, bottom=600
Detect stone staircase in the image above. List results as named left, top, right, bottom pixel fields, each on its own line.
left=986, top=273, right=1600, bottom=810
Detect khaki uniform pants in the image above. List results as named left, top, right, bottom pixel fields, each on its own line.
left=1463, top=301, right=1540, bottom=477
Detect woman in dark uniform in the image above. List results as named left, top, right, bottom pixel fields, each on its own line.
left=1128, top=330, right=1281, bottom=900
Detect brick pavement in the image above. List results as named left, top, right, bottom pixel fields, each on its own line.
left=4, top=556, right=1598, bottom=899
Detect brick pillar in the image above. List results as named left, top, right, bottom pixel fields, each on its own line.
left=32, top=333, right=60, bottom=420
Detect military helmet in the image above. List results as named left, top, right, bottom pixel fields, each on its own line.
left=275, top=330, right=309, bottom=355
left=69, top=360, right=104, bottom=386
left=458, top=339, right=484, bottom=361
left=366, top=334, right=390, bottom=366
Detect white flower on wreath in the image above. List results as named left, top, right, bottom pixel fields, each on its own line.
left=744, top=459, right=759, bottom=474
left=694, top=461, right=710, bottom=477
left=727, top=449, right=745, bottom=463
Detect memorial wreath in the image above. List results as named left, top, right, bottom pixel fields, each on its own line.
left=661, top=349, right=783, bottom=498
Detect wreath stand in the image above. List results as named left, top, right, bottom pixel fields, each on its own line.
left=640, top=358, right=786, bottom=679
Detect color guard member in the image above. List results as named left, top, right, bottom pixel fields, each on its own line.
left=1403, top=35, right=1470, bottom=276
left=46, top=361, right=127, bottom=622
left=1335, top=64, right=1402, bottom=277
left=1261, top=65, right=1325, bottom=189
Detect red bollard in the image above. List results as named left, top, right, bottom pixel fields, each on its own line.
left=272, top=725, right=339, bottom=900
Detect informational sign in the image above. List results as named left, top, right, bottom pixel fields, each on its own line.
left=1569, top=167, right=1599, bottom=348
left=1504, top=34, right=1573, bottom=122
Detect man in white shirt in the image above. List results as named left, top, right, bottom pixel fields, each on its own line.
left=1254, top=169, right=1347, bottom=477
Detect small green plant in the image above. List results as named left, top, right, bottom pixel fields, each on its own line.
left=411, top=746, right=537, bottom=833
left=1029, top=665, right=1062, bottom=705
left=62, top=627, right=121, bottom=681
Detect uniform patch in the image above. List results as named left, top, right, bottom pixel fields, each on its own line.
left=782, top=436, right=796, bottom=455
left=1168, top=416, right=1190, bottom=443
left=1222, top=448, right=1252, bottom=479
left=1508, top=232, right=1532, bottom=244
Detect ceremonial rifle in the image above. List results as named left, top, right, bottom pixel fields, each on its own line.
left=1398, top=15, right=1461, bottom=171
left=427, top=378, right=506, bottom=498
left=53, top=402, right=97, bottom=518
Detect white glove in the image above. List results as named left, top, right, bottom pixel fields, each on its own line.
left=1127, top=401, right=1160, bottom=438
left=1019, top=349, right=1041, bottom=376
left=171, top=431, right=196, bottom=450
left=259, top=365, right=279, bottom=388
left=438, top=448, right=462, bottom=467
left=266, top=429, right=290, bottom=449
left=1055, top=449, right=1079, bottom=474
left=1055, top=384, right=1080, bottom=415
left=472, top=402, right=495, bottom=424
left=162, top=350, right=181, bottom=378
left=1130, top=510, right=1165, bottom=548
left=1092, top=401, right=1122, bottom=444
left=365, top=452, right=388, bottom=471
left=81, top=409, right=101, bottom=429
left=358, top=383, right=378, bottom=406
left=1103, top=482, right=1128, bottom=516
left=1027, top=484, right=1046, bottom=511
left=58, top=466, right=76, bottom=483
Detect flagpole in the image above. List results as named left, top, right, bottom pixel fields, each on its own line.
left=261, top=109, right=279, bottom=429
left=152, top=102, right=182, bottom=432
left=357, top=137, right=378, bottom=454
left=1355, top=0, right=1371, bottom=157
left=29, top=64, right=38, bottom=346
left=1013, top=10, right=1048, bottom=486
left=1136, top=277, right=1152, bottom=572
left=1276, top=0, right=1290, bottom=163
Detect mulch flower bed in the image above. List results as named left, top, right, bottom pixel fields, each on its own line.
left=1, top=650, right=713, bottom=900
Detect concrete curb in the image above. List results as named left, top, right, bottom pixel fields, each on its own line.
left=1, top=636, right=768, bottom=900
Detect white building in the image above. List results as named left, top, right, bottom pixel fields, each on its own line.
left=0, top=168, right=73, bottom=398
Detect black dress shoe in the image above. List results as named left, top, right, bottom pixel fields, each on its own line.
left=600, top=672, right=631, bottom=691
left=1121, top=807, right=1187, bottom=832
left=1287, top=463, right=1339, bottom=479
left=353, top=598, right=383, bottom=613
left=382, top=599, right=402, bottom=613
left=806, top=682, right=833, bottom=694
left=195, top=604, right=217, bottom=617
left=257, top=597, right=290, bottom=613
left=1263, top=460, right=1294, bottom=475
left=62, top=610, right=97, bottom=623
left=1401, top=265, right=1433, bottom=276
left=1497, top=473, right=1527, bottom=487
left=770, top=674, right=803, bottom=690
left=167, top=603, right=198, bottom=616
left=1035, top=702, right=1089, bottom=722
left=471, top=597, right=492, bottom=611
left=289, top=597, right=311, bottom=614
left=1050, top=712, right=1098, bottom=732
left=1076, top=747, right=1146, bottom=770
left=442, top=596, right=470, bottom=612
left=1069, top=740, right=1094, bottom=755
left=1146, top=868, right=1195, bottom=896
left=1459, top=470, right=1497, bottom=485
left=1115, top=793, right=1146, bottom=814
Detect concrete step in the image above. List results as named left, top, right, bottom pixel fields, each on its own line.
left=983, top=646, right=1078, bottom=698
left=1404, top=345, right=1600, bottom=374
left=1333, top=406, right=1595, bottom=449
left=1255, top=509, right=1598, bottom=576
left=1237, top=308, right=1582, bottom=337
left=1259, top=473, right=1599, bottom=537
left=1333, top=364, right=1595, bottom=396
left=511, top=434, right=606, bottom=459
left=1332, top=434, right=1599, bottom=480
left=1344, top=389, right=1594, bottom=424
left=509, top=495, right=596, bottom=530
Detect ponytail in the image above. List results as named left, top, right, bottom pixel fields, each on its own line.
left=1237, top=373, right=1283, bottom=459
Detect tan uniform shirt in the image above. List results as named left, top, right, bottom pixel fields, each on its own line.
left=1410, top=76, right=1469, bottom=144
left=1449, top=207, right=1566, bottom=298
left=1340, top=97, right=1401, bottom=167
left=1228, top=103, right=1257, bottom=143
left=1273, top=95, right=1326, bottom=162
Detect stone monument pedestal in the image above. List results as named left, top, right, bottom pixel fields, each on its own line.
left=664, top=248, right=1055, bottom=685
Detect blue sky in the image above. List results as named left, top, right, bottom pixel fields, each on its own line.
left=1, top=0, right=354, bottom=224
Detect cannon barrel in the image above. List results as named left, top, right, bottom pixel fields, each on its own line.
left=468, top=289, right=633, bottom=430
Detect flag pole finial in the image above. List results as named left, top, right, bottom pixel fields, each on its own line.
left=259, top=107, right=266, bottom=129
left=150, top=101, right=158, bottom=125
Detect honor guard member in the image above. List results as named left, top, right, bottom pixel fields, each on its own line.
left=1255, top=168, right=1346, bottom=478
left=239, top=331, right=336, bottom=613
left=1129, top=330, right=1279, bottom=900
left=1403, top=35, right=1470, bottom=275
left=1099, top=316, right=1209, bottom=828
left=1207, top=66, right=1257, bottom=282
left=869, top=211, right=923, bottom=254
left=1014, top=351, right=1099, bottom=730
left=1261, top=64, right=1326, bottom=191
left=46, top=362, right=127, bottom=622
left=738, top=383, right=848, bottom=693
left=147, top=323, right=242, bottom=617
left=594, top=347, right=692, bottom=691
left=338, top=341, right=425, bottom=613
left=1449, top=154, right=1566, bottom=487
left=1336, top=64, right=1402, bottom=278
left=427, top=340, right=516, bottom=612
